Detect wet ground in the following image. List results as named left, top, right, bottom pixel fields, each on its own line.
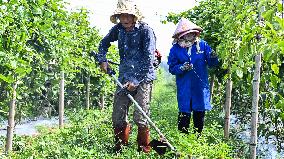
left=230, top=115, right=284, bottom=158
left=0, top=117, right=60, bottom=136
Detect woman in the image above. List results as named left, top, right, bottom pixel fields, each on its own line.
left=167, top=18, right=219, bottom=134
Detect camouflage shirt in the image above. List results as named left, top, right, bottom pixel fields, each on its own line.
left=97, top=22, right=156, bottom=85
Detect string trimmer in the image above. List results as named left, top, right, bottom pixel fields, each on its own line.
left=91, top=51, right=180, bottom=156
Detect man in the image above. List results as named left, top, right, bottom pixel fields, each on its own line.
left=167, top=18, right=219, bottom=135
left=96, top=0, right=156, bottom=153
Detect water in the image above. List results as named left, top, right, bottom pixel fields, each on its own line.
left=0, top=117, right=61, bottom=136
left=230, top=115, right=284, bottom=159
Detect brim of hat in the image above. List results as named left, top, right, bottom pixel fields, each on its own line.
left=178, top=30, right=200, bottom=39
left=173, top=29, right=201, bottom=38
left=110, top=11, right=139, bottom=24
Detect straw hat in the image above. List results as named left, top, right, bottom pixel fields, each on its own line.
left=110, top=0, right=144, bottom=24
left=172, top=18, right=203, bottom=39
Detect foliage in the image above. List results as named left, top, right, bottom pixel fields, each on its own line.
left=0, top=0, right=283, bottom=157
left=0, top=70, right=234, bottom=158
left=0, top=0, right=118, bottom=121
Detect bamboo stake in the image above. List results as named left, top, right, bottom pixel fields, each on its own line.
left=224, top=74, right=232, bottom=139
left=59, top=71, right=64, bottom=128
left=99, top=93, right=105, bottom=109
left=210, top=74, right=215, bottom=102
left=86, top=75, right=90, bottom=109
left=250, top=1, right=262, bottom=157
left=250, top=53, right=261, bottom=159
left=18, top=102, right=22, bottom=124
left=5, top=80, right=18, bottom=153
left=47, top=98, right=52, bottom=118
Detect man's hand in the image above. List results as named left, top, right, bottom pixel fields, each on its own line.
left=100, top=62, right=108, bottom=73
left=180, top=62, right=193, bottom=71
left=124, top=81, right=138, bottom=92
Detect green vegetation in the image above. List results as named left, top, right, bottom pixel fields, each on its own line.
left=0, top=70, right=235, bottom=158
left=0, top=0, right=283, bottom=158
left=0, top=0, right=118, bottom=121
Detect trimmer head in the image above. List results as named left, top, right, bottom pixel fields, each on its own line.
left=149, top=139, right=169, bottom=155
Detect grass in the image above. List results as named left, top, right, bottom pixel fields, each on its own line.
left=0, top=69, right=234, bottom=159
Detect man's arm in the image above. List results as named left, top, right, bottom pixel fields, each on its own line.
left=97, top=24, right=120, bottom=64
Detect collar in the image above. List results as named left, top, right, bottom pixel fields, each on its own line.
left=134, top=22, right=141, bottom=29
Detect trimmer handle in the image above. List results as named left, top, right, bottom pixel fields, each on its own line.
left=106, top=67, right=116, bottom=76
left=90, top=51, right=98, bottom=61
left=91, top=51, right=116, bottom=75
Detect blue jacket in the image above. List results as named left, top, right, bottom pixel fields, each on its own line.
left=167, top=40, right=218, bottom=113
left=97, top=22, right=156, bottom=85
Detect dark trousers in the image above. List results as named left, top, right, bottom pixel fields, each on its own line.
left=178, top=111, right=205, bottom=134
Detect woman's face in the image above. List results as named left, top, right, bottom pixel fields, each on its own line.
left=180, top=32, right=197, bottom=42
left=178, top=32, right=197, bottom=48
left=119, top=13, right=135, bottom=30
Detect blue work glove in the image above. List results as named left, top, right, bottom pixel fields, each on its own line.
left=180, top=62, right=193, bottom=71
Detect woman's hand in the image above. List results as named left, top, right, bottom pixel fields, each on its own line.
left=180, top=62, right=193, bottom=71
left=210, top=50, right=218, bottom=58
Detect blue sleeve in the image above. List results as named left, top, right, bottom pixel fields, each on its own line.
left=167, top=47, right=185, bottom=75
left=97, top=24, right=119, bottom=63
left=142, top=27, right=156, bottom=67
left=204, top=42, right=219, bottom=68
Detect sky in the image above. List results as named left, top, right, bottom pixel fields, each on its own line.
left=66, top=0, right=197, bottom=60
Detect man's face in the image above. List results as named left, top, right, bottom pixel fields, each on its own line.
left=118, top=13, right=135, bottom=30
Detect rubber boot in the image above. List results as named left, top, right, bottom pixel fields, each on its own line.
left=114, top=124, right=131, bottom=153
left=193, top=111, right=205, bottom=134
left=178, top=112, right=191, bottom=134
left=137, top=126, right=151, bottom=153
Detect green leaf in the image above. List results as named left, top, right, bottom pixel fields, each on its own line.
left=238, top=60, right=244, bottom=67
left=280, top=113, right=284, bottom=122
left=278, top=41, right=284, bottom=48
left=262, top=9, right=274, bottom=22
left=0, top=51, right=5, bottom=56
left=275, top=99, right=284, bottom=110
left=244, top=33, right=254, bottom=43
left=0, top=74, right=13, bottom=83
left=77, top=84, right=84, bottom=88
left=10, top=60, right=17, bottom=68
left=15, top=67, right=27, bottom=76
left=275, top=16, right=284, bottom=30
left=0, top=109, right=7, bottom=114
left=263, top=47, right=272, bottom=62
left=236, top=68, right=243, bottom=78
left=33, top=7, right=42, bottom=15
left=271, top=64, right=279, bottom=75
left=278, top=3, right=283, bottom=13
left=270, top=75, right=279, bottom=89
left=265, top=21, right=274, bottom=30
